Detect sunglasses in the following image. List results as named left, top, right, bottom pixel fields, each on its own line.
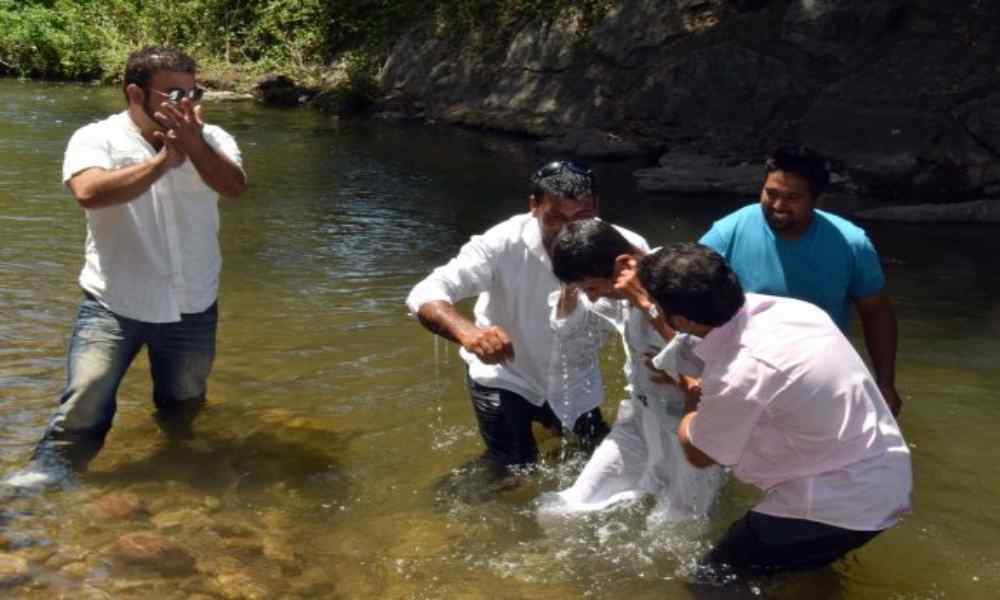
left=534, top=160, right=593, bottom=180
left=150, top=87, right=205, bottom=104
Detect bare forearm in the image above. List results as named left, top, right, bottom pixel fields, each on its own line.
left=187, top=140, right=246, bottom=199
left=859, top=298, right=898, bottom=387
left=416, top=300, right=478, bottom=346
left=678, top=412, right=717, bottom=468
left=69, top=155, right=168, bottom=209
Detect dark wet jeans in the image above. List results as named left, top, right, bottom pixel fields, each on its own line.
left=33, top=293, right=217, bottom=471
left=467, top=375, right=609, bottom=468
left=700, top=510, right=883, bottom=577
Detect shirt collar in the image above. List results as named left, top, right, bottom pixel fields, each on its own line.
left=694, top=299, right=750, bottom=361
left=118, top=111, right=156, bottom=151
left=522, top=213, right=550, bottom=264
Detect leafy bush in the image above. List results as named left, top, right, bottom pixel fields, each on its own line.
left=0, top=0, right=614, bottom=87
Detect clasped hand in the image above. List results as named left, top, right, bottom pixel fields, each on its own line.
left=462, top=326, right=515, bottom=364
left=153, top=98, right=206, bottom=168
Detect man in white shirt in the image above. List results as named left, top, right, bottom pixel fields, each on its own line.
left=15, top=46, right=246, bottom=484
left=406, top=161, right=648, bottom=471
left=636, top=243, right=911, bottom=576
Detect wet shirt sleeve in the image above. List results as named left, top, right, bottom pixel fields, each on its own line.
left=203, top=125, right=245, bottom=175
left=848, top=232, right=886, bottom=299
left=650, top=333, right=704, bottom=379
left=62, top=123, right=113, bottom=184
left=405, top=232, right=497, bottom=314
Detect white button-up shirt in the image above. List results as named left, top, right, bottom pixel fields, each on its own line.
left=688, top=294, right=912, bottom=531
left=406, top=212, right=648, bottom=424
left=62, top=111, right=243, bottom=323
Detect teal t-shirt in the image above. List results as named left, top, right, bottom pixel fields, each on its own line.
left=699, top=204, right=885, bottom=331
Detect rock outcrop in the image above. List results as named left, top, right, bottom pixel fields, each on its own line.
left=377, top=0, right=1000, bottom=213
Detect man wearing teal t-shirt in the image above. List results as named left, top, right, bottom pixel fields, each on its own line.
left=700, top=146, right=901, bottom=415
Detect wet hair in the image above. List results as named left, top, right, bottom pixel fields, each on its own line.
left=638, top=243, right=744, bottom=327
left=551, top=219, right=634, bottom=284
left=123, top=46, right=196, bottom=98
left=765, top=145, right=830, bottom=198
left=530, top=160, right=596, bottom=202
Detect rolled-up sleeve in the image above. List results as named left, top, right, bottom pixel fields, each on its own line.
left=405, top=232, right=497, bottom=315
left=63, top=124, right=113, bottom=184
left=204, top=125, right=245, bottom=174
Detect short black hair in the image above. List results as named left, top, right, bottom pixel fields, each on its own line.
left=123, top=46, right=196, bottom=96
left=530, top=160, right=596, bottom=201
left=765, top=145, right=830, bottom=198
left=551, top=219, right=634, bottom=284
left=638, top=243, right=744, bottom=327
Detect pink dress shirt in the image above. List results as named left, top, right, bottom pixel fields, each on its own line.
left=688, top=294, right=912, bottom=531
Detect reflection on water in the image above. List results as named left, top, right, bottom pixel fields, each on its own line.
left=1, top=79, right=1000, bottom=598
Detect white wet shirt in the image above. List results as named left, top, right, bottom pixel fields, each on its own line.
left=62, top=111, right=243, bottom=323
left=546, top=294, right=722, bottom=521
left=406, top=212, right=648, bottom=427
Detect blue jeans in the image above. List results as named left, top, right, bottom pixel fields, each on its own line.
left=34, top=293, right=217, bottom=470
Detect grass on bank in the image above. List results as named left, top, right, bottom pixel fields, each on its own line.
left=0, top=0, right=613, bottom=105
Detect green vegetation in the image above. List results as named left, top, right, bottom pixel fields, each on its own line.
left=0, top=0, right=612, bottom=98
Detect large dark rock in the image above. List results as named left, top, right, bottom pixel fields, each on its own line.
left=635, top=151, right=761, bottom=196
left=590, top=0, right=730, bottom=67
left=376, top=0, right=1000, bottom=215
left=855, top=198, right=1000, bottom=223
left=627, top=44, right=803, bottom=143
left=782, top=0, right=906, bottom=61
left=252, top=74, right=308, bottom=107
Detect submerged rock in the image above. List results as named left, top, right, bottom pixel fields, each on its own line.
left=854, top=199, right=1000, bottom=223
left=88, top=491, right=148, bottom=522
left=537, top=129, right=662, bottom=159
left=109, top=532, right=195, bottom=575
left=635, top=152, right=760, bottom=196
left=209, top=570, right=271, bottom=600
left=0, top=553, right=30, bottom=588
left=151, top=507, right=212, bottom=533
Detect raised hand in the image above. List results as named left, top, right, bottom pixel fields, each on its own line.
left=613, top=255, right=654, bottom=312
left=556, top=285, right=580, bottom=318
left=154, top=97, right=206, bottom=155
left=151, top=130, right=186, bottom=169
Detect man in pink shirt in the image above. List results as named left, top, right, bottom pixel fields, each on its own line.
left=637, top=243, right=912, bottom=575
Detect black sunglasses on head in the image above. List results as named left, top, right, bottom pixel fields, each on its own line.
left=151, top=87, right=205, bottom=103
left=534, top=160, right=593, bottom=180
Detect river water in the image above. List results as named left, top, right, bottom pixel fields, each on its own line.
left=1, top=79, right=999, bottom=599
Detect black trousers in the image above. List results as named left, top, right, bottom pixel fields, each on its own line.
left=701, top=510, right=883, bottom=576
left=467, top=376, right=609, bottom=467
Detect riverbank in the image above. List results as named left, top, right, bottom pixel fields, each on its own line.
left=6, top=0, right=999, bottom=221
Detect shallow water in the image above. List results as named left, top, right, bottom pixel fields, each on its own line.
left=1, top=78, right=999, bottom=599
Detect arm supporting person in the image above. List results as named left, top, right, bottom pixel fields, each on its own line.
left=678, top=412, right=718, bottom=468
left=855, top=291, right=901, bottom=415
left=416, top=300, right=514, bottom=364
